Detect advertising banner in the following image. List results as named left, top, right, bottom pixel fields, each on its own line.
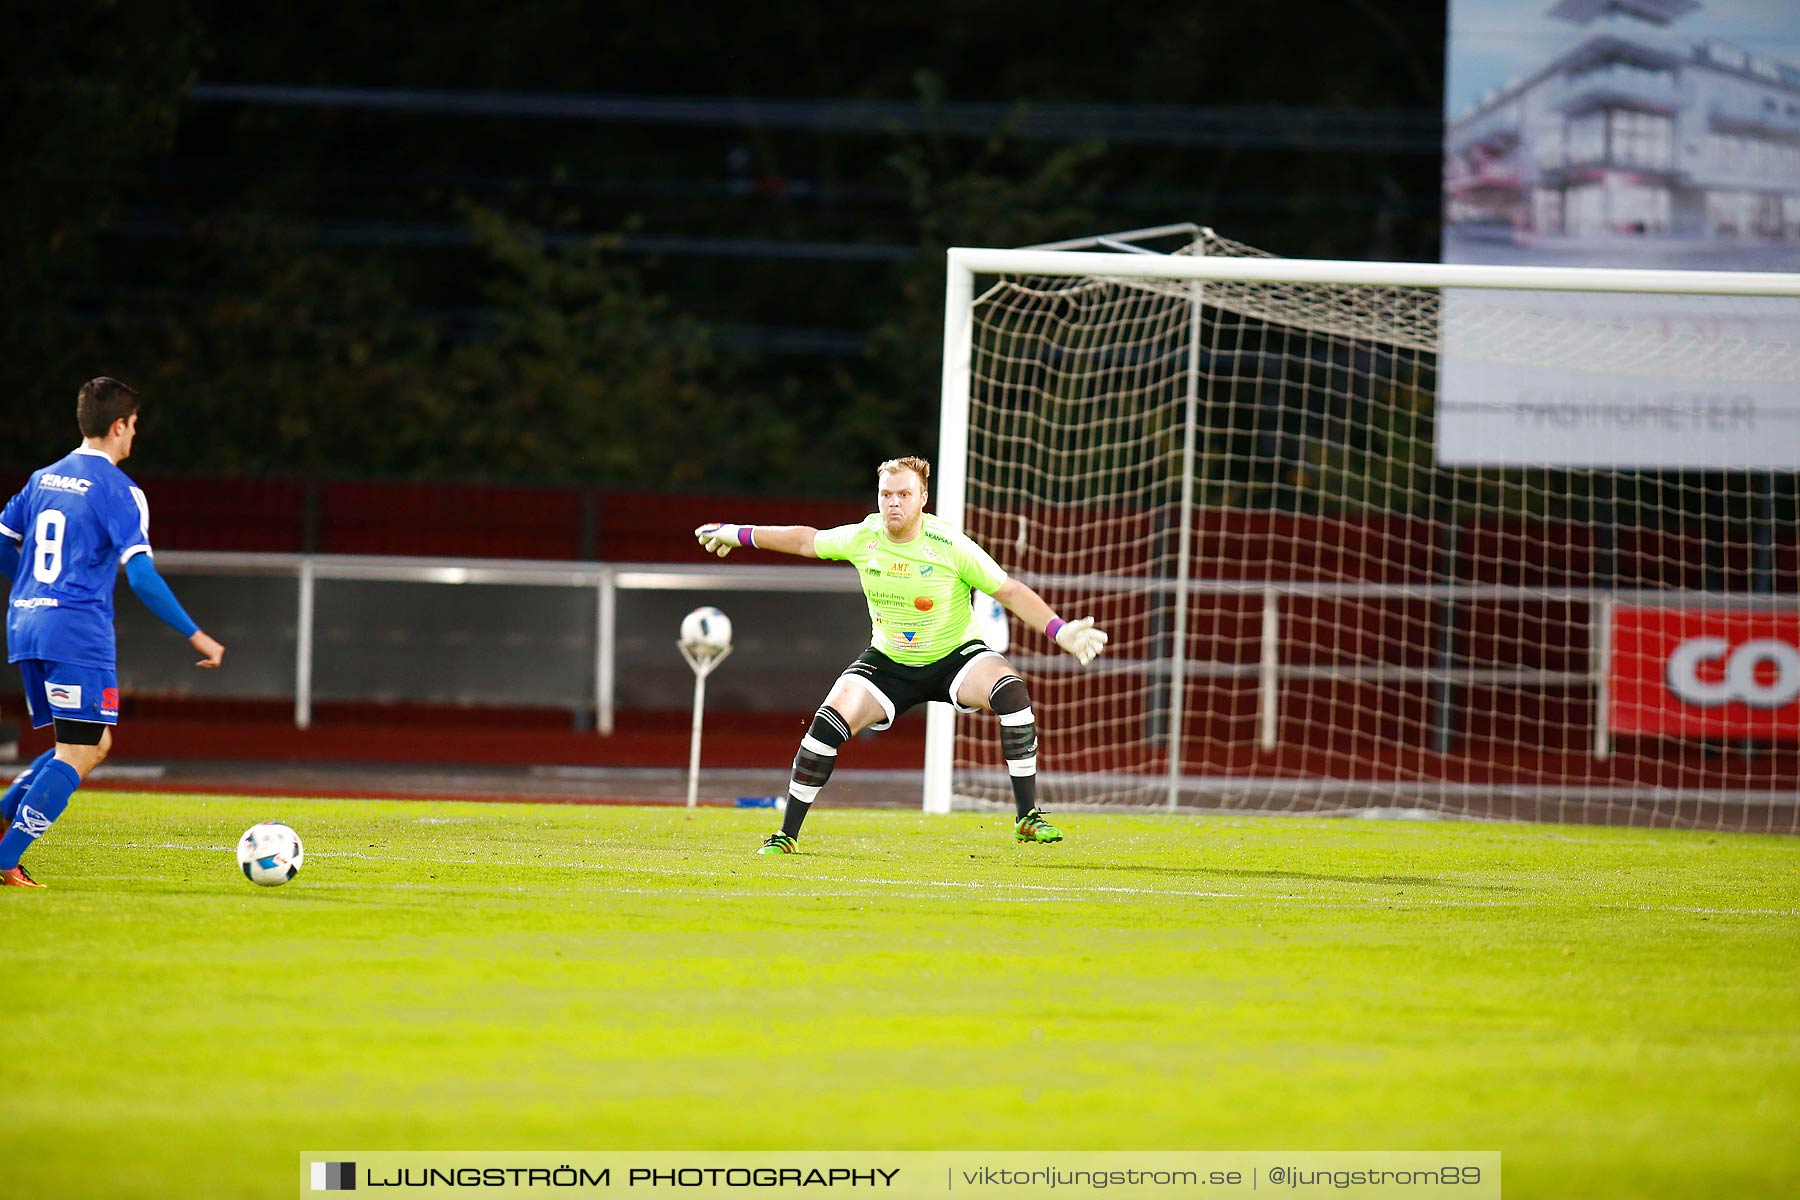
left=1609, top=606, right=1800, bottom=739
left=1439, top=0, right=1800, bottom=467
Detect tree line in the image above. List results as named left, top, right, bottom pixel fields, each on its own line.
left=1, top=1, right=1443, bottom=493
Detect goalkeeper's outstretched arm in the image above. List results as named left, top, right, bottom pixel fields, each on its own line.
left=993, top=577, right=1109, bottom=665
left=694, top=522, right=818, bottom=559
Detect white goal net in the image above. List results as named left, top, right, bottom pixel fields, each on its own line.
left=931, top=227, right=1800, bottom=833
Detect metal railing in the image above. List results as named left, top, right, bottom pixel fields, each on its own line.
left=158, top=550, right=1795, bottom=748
left=157, top=550, right=862, bottom=734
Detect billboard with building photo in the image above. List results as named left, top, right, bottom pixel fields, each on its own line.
left=1438, top=0, right=1800, bottom=467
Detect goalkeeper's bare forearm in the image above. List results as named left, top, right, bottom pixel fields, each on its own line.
left=745, top=525, right=818, bottom=557
left=694, top=521, right=817, bottom=559
left=994, top=576, right=1110, bottom=665
left=992, top=576, right=1058, bottom=636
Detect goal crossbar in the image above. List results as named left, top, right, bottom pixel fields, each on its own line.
left=946, top=247, right=1800, bottom=298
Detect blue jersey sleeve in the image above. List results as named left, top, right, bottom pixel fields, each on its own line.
left=102, top=480, right=152, bottom=563
left=0, top=486, right=20, bottom=580
left=124, top=554, right=199, bottom=637
left=0, top=484, right=26, bottom=544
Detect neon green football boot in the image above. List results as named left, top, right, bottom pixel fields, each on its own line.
left=756, top=832, right=798, bottom=855
left=1014, top=808, right=1063, bottom=843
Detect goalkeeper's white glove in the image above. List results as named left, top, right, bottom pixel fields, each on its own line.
left=694, top=522, right=753, bottom=558
left=1050, top=615, right=1108, bottom=665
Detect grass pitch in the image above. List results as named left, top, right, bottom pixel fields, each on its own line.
left=6, top=792, right=1796, bottom=1200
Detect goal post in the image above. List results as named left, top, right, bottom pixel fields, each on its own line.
left=927, top=230, right=1800, bottom=832
left=923, top=253, right=978, bottom=815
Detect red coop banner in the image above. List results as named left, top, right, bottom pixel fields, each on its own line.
left=1609, top=607, right=1800, bottom=741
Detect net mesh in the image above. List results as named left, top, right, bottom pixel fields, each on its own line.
left=953, top=229, right=1800, bottom=832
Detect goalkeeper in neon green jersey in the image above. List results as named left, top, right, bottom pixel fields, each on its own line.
left=695, top=455, right=1108, bottom=855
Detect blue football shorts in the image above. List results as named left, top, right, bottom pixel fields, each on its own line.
left=16, top=658, right=120, bottom=729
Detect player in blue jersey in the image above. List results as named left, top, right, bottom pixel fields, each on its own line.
left=0, top=377, right=225, bottom=888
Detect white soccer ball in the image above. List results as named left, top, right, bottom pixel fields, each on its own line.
left=680, top=605, right=733, bottom=653
left=237, top=822, right=304, bottom=887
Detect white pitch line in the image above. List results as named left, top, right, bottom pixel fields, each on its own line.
left=94, top=842, right=1799, bottom=916
left=73, top=874, right=1800, bottom=916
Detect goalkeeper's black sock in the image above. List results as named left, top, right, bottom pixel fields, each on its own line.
left=989, top=675, right=1039, bottom=819
left=1010, top=774, right=1038, bottom=820
left=784, top=704, right=850, bottom=837
left=781, top=798, right=811, bottom=840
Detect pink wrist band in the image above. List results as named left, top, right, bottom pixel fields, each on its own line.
left=1046, top=617, right=1066, bottom=641
left=737, top=526, right=757, bottom=548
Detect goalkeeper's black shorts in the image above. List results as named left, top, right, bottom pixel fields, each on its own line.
left=834, top=638, right=1001, bottom=731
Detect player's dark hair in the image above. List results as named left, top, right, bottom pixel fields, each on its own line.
left=76, top=377, right=140, bottom=439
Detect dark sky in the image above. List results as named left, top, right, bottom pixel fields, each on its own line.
left=191, top=1, right=1445, bottom=107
